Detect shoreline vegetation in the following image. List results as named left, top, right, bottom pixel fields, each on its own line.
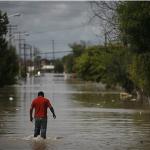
left=63, top=2, right=150, bottom=104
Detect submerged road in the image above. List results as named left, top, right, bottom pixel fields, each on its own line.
left=0, top=73, right=150, bottom=150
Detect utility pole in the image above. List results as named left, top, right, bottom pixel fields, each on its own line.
left=52, top=40, right=55, bottom=61
left=24, top=44, right=32, bottom=77
left=19, top=36, right=25, bottom=78
left=24, top=43, right=27, bottom=77
left=29, top=46, right=31, bottom=74
left=20, top=39, right=26, bottom=77
left=18, top=32, right=22, bottom=58
left=104, top=32, right=107, bottom=48
left=7, top=24, right=17, bottom=46
left=15, top=31, right=28, bottom=78
left=33, top=47, right=36, bottom=74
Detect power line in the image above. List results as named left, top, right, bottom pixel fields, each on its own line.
left=52, top=40, right=55, bottom=61
left=40, top=50, right=72, bottom=54
left=19, top=50, right=72, bottom=57
left=7, top=24, right=17, bottom=45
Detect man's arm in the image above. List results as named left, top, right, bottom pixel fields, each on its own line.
left=30, top=107, right=33, bottom=122
left=50, top=106, right=56, bottom=119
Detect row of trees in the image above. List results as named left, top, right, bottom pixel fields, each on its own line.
left=0, top=10, right=19, bottom=87
left=63, top=1, right=150, bottom=102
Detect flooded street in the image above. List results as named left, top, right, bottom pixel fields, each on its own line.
left=0, top=73, right=150, bottom=150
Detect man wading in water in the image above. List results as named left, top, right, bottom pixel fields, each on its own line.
left=30, top=91, right=56, bottom=139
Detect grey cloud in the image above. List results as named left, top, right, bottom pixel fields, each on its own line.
left=0, top=1, right=101, bottom=57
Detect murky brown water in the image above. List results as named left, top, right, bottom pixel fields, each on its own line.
left=0, top=73, right=150, bottom=150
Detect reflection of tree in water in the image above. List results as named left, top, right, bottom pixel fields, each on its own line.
left=0, top=86, right=18, bottom=134
left=72, top=92, right=121, bottom=108
left=69, top=82, right=148, bottom=109
left=0, top=86, right=18, bottom=111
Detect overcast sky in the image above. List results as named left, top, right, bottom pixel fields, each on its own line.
left=0, top=1, right=102, bottom=58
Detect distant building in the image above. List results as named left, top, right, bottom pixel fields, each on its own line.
left=27, top=66, right=35, bottom=72
left=41, top=59, right=54, bottom=72
left=26, top=60, right=35, bottom=72
left=26, top=58, right=55, bottom=73
left=41, top=65, right=54, bottom=70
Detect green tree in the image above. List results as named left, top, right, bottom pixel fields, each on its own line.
left=129, top=53, right=150, bottom=96
left=102, top=46, right=134, bottom=92
left=0, top=10, right=8, bottom=36
left=75, top=44, right=134, bottom=92
left=0, top=46, right=19, bottom=86
left=75, top=45, right=106, bottom=81
left=62, top=41, right=86, bottom=73
left=117, top=1, right=150, bottom=53
left=54, top=59, right=64, bottom=73
left=0, top=10, right=19, bottom=87
left=62, top=54, right=74, bottom=73
left=117, top=2, right=150, bottom=101
left=69, top=41, right=86, bottom=57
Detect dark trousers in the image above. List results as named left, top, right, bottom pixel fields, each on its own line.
left=34, top=117, right=47, bottom=139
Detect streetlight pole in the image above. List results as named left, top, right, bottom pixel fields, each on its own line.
left=7, top=24, right=17, bottom=45
left=15, top=31, right=29, bottom=78
left=7, top=13, right=21, bottom=46
left=23, top=43, right=32, bottom=78
left=52, top=40, right=55, bottom=61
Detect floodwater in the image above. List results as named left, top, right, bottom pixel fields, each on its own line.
left=0, top=73, right=150, bottom=150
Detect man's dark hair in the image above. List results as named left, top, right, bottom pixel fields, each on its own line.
left=38, top=91, right=44, bottom=97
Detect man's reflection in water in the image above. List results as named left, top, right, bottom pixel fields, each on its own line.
left=31, top=139, right=56, bottom=150
left=31, top=140, right=48, bottom=150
